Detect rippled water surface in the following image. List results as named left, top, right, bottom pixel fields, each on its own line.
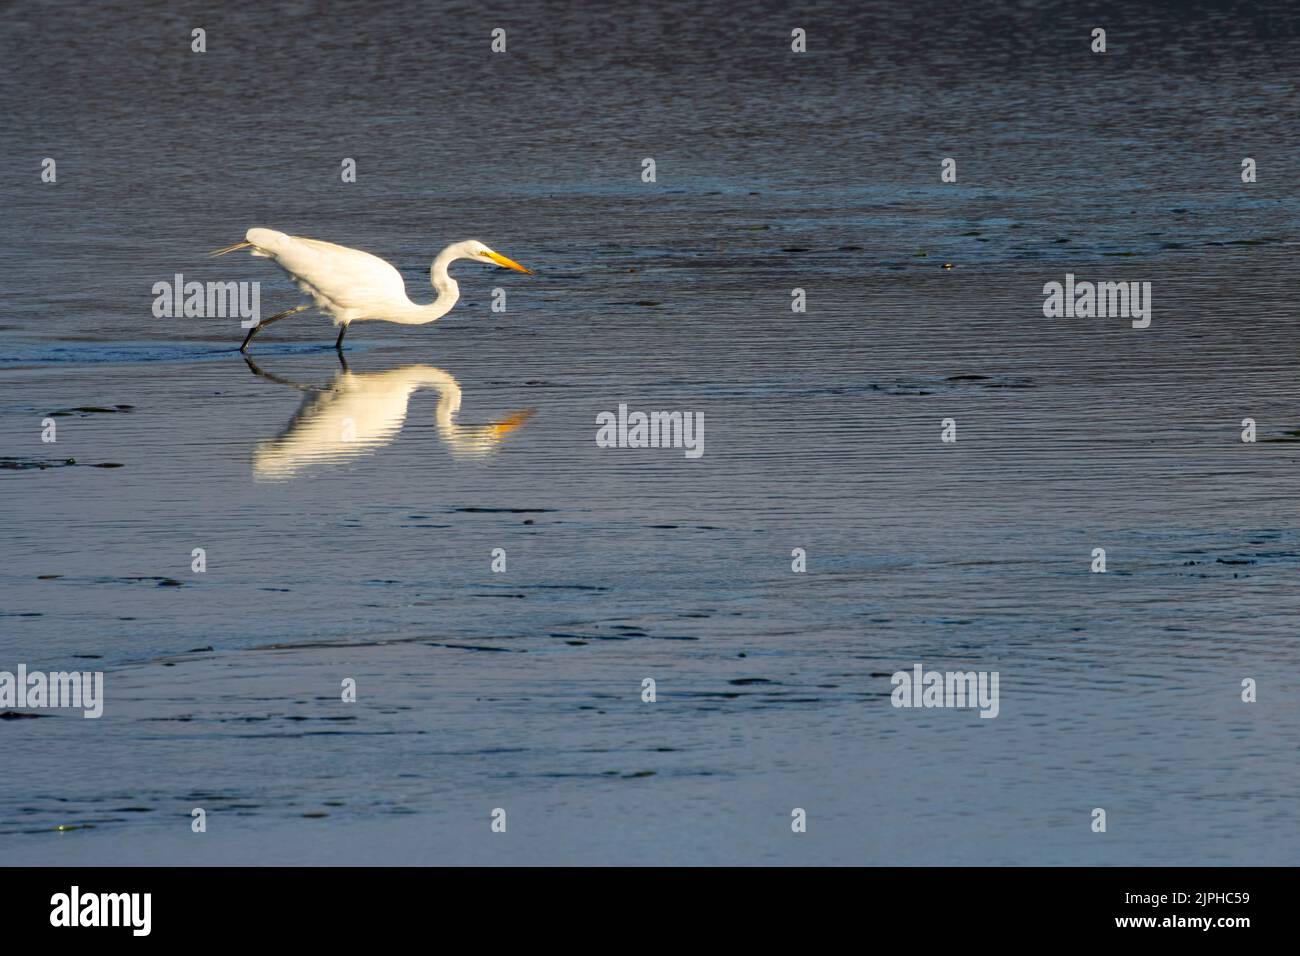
left=2, top=1, right=1299, bottom=864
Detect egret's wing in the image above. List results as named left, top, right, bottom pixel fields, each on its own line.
left=245, top=228, right=409, bottom=314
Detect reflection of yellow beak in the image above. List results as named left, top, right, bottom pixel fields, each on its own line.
left=485, top=250, right=533, bottom=274
left=490, top=407, right=536, bottom=437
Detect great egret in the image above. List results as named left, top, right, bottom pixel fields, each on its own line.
left=211, top=228, right=533, bottom=352
left=245, top=356, right=534, bottom=478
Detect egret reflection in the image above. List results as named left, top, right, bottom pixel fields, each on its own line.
left=246, top=356, right=533, bottom=479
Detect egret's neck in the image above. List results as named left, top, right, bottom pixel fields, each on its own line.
left=431, top=246, right=461, bottom=301
left=393, top=249, right=461, bottom=325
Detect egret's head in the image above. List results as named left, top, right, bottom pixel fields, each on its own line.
left=460, top=239, right=533, bottom=274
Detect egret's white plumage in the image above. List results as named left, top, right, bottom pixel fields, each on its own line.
left=212, top=228, right=532, bottom=351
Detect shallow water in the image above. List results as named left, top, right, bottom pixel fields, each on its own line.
left=2, top=1, right=1299, bottom=864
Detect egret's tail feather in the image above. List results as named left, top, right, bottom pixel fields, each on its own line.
left=210, top=240, right=253, bottom=258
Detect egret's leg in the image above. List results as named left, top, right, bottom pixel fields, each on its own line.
left=238, top=304, right=311, bottom=353
left=239, top=324, right=261, bottom=352
left=335, top=323, right=349, bottom=351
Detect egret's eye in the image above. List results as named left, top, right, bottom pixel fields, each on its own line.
left=479, top=250, right=492, bottom=257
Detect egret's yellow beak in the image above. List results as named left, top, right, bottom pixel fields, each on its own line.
left=485, top=250, right=533, bottom=274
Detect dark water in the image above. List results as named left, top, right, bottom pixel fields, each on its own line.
left=1, top=1, right=1299, bottom=864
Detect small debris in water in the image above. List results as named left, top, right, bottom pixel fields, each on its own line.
left=45, top=404, right=133, bottom=417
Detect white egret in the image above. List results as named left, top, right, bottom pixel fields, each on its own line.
left=245, top=357, right=534, bottom=478
left=211, top=228, right=533, bottom=352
